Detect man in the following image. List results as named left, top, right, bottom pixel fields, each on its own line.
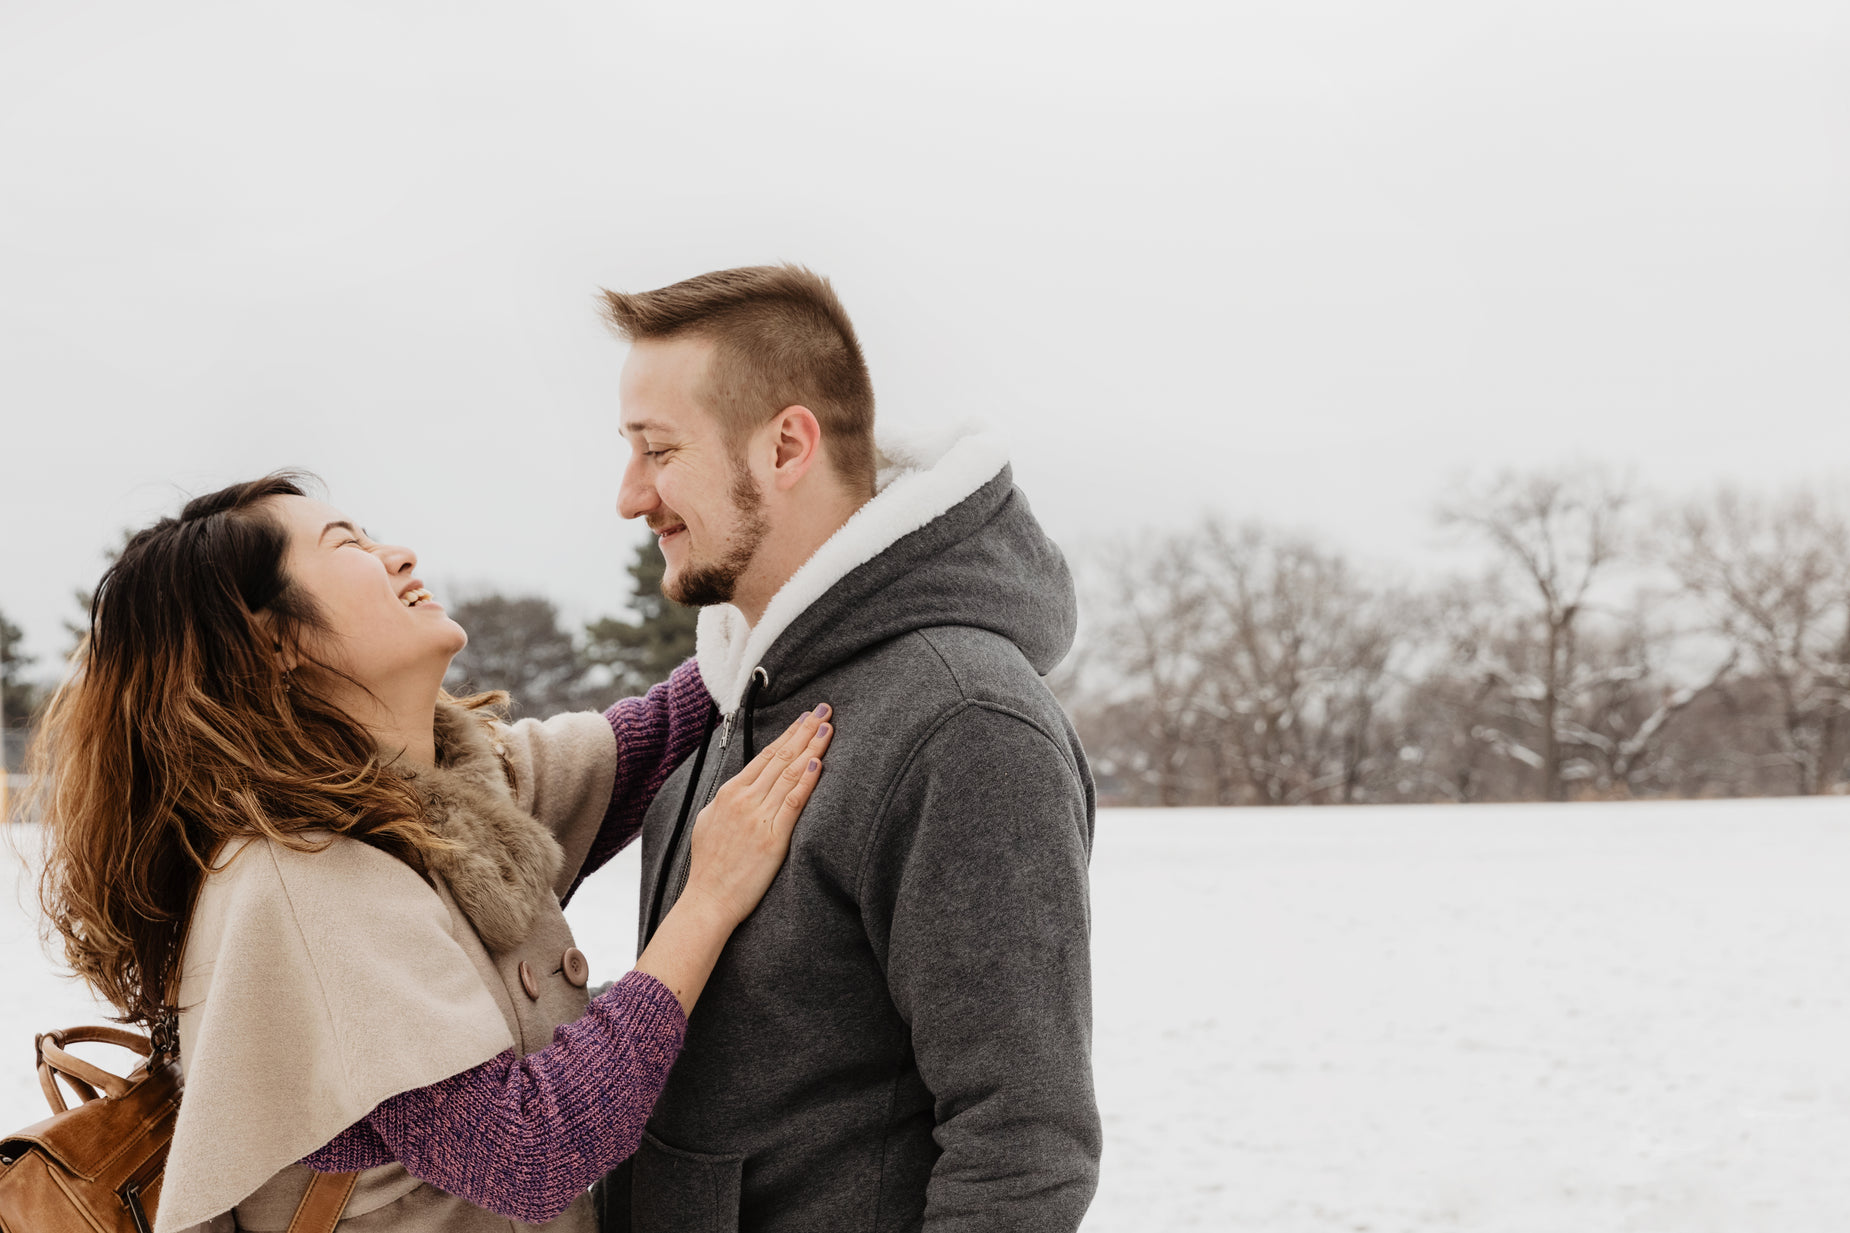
left=599, top=265, right=1099, bottom=1233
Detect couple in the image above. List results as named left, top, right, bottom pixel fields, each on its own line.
left=33, top=266, right=1101, bottom=1233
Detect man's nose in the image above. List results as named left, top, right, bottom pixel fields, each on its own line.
left=617, top=456, right=656, bottom=521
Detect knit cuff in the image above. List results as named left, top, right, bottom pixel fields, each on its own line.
left=600, top=969, right=689, bottom=1044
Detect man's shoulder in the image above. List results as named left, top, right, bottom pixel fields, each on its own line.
left=830, top=625, right=1080, bottom=770
left=817, top=624, right=1058, bottom=724
left=846, top=632, right=1094, bottom=884
left=912, top=624, right=1054, bottom=696
left=832, top=623, right=1046, bottom=696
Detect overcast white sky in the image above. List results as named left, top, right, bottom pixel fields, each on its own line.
left=2, top=0, right=1846, bottom=669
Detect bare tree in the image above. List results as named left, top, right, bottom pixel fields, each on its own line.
left=1548, top=606, right=1735, bottom=797
left=1086, top=520, right=1409, bottom=806
left=1061, top=474, right=1837, bottom=806
left=1193, top=521, right=1405, bottom=804
left=1091, top=533, right=1215, bottom=805
left=1670, top=487, right=1850, bottom=795
left=1441, top=469, right=1631, bottom=800
left=1392, top=578, right=1534, bottom=803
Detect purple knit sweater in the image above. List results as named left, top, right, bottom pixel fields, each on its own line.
left=568, top=660, right=716, bottom=907
left=301, top=661, right=717, bottom=1223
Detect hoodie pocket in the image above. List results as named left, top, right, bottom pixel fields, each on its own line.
left=629, top=1131, right=746, bottom=1233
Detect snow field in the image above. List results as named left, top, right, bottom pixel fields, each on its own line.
left=5, top=801, right=1849, bottom=1231
left=1086, top=802, right=1850, bottom=1232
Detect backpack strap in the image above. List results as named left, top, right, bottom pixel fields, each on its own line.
left=287, top=1170, right=360, bottom=1233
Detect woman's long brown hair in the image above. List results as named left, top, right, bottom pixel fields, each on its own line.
left=28, top=473, right=465, bottom=1031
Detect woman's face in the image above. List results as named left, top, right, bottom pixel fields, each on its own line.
left=269, top=494, right=467, bottom=691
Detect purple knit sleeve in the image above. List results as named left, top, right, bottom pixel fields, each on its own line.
left=301, top=970, right=686, bottom=1224
left=563, top=658, right=714, bottom=906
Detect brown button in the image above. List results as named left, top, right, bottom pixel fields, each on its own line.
left=518, top=961, right=540, bottom=1001
left=562, top=947, right=590, bottom=988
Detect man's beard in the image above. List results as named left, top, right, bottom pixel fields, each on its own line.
left=663, top=462, right=770, bottom=608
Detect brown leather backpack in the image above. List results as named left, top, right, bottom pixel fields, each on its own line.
left=0, top=1025, right=355, bottom=1233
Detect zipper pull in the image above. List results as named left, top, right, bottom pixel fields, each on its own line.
left=716, top=710, right=738, bottom=753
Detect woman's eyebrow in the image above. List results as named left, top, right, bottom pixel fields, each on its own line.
left=319, top=520, right=361, bottom=543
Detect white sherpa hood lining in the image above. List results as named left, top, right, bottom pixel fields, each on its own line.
left=695, top=427, right=1010, bottom=713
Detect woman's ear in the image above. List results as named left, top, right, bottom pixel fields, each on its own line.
left=251, top=611, right=300, bottom=672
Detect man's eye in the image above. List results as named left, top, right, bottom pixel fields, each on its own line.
left=643, top=450, right=666, bottom=459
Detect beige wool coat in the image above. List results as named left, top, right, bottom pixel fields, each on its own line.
left=156, top=704, right=630, bottom=1233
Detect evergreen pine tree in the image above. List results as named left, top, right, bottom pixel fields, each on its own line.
left=444, top=594, right=589, bottom=718
left=1, top=609, right=42, bottom=774
left=583, top=540, right=699, bottom=696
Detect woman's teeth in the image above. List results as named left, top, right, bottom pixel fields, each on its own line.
left=401, top=587, right=433, bottom=608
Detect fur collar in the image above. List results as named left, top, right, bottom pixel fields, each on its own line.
left=404, top=702, right=566, bottom=952
left=695, top=425, right=1010, bottom=713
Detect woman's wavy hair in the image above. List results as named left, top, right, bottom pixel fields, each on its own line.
left=28, top=472, right=482, bottom=1031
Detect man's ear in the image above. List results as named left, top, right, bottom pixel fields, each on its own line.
left=769, top=405, right=823, bottom=491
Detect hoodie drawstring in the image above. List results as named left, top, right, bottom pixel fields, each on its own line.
left=645, top=700, right=717, bottom=945
left=642, top=666, right=770, bottom=945
left=739, top=666, right=770, bottom=762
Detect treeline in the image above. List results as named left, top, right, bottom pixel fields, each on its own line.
left=0, top=546, right=697, bottom=776
left=441, top=546, right=696, bottom=716
left=8, top=468, right=1850, bottom=806
left=1062, top=469, right=1850, bottom=805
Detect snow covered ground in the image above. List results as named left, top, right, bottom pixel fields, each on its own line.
left=5, top=800, right=1849, bottom=1231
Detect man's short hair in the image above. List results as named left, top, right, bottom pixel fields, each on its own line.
left=601, top=264, right=877, bottom=493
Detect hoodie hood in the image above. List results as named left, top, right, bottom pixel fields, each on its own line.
left=695, top=428, right=1077, bottom=713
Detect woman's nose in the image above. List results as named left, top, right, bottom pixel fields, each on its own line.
left=381, top=542, right=418, bottom=574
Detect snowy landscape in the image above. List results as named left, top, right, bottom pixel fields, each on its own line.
left=5, top=800, right=1849, bottom=1232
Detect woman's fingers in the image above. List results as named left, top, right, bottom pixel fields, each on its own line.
left=734, top=706, right=821, bottom=784
left=766, top=720, right=834, bottom=828
left=648, top=703, right=834, bottom=1011
left=746, top=705, right=832, bottom=805
left=682, top=706, right=835, bottom=930
left=770, top=749, right=825, bottom=839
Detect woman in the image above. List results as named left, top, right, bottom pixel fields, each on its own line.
left=30, top=473, right=831, bottom=1232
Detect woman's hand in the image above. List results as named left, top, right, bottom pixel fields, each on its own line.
left=634, top=706, right=834, bottom=1015
left=681, top=705, right=834, bottom=931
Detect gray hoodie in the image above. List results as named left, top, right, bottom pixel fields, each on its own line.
left=603, top=433, right=1100, bottom=1233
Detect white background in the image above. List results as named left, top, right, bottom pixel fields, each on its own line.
left=4, top=0, right=1848, bottom=664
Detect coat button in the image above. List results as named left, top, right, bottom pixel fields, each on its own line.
left=518, top=961, right=540, bottom=1001
left=562, top=947, right=590, bottom=988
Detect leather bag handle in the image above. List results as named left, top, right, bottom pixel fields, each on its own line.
left=33, top=1023, right=358, bottom=1226
left=42, top=1025, right=154, bottom=1056
left=37, top=1064, right=98, bottom=1113
left=35, top=1027, right=148, bottom=1112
